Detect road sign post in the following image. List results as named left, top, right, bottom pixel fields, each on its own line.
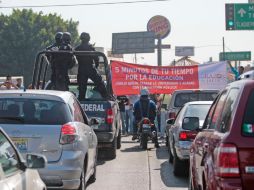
left=226, top=3, right=254, bottom=30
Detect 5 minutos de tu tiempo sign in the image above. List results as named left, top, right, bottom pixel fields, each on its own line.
left=147, top=15, right=171, bottom=39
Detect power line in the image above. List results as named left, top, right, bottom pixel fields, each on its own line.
left=0, top=0, right=172, bottom=9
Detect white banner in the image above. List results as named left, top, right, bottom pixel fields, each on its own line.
left=198, top=61, right=227, bottom=90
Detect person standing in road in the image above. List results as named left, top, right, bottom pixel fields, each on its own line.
left=75, top=32, right=108, bottom=100
left=117, top=96, right=128, bottom=135
left=53, top=32, right=76, bottom=91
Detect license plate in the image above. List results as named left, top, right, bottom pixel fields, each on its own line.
left=11, top=138, right=28, bottom=152
left=142, top=124, right=150, bottom=129
left=245, top=166, right=254, bottom=173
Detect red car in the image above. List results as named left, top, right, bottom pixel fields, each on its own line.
left=189, top=79, right=254, bottom=190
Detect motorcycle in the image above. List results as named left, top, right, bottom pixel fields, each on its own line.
left=137, top=117, right=156, bottom=149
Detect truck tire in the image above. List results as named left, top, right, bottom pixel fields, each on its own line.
left=117, top=129, right=121, bottom=149
left=107, top=137, right=117, bottom=159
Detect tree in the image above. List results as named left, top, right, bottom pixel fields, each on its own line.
left=0, top=9, right=79, bottom=86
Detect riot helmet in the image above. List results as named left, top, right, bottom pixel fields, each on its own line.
left=62, top=32, right=71, bottom=44
left=80, top=32, right=90, bottom=43
left=55, top=32, right=63, bottom=44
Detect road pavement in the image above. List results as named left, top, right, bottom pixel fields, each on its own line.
left=87, top=136, right=188, bottom=190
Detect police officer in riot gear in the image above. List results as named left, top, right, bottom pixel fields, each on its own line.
left=46, top=32, right=63, bottom=89
left=75, top=32, right=108, bottom=101
left=46, top=32, right=63, bottom=51
left=53, top=32, right=76, bottom=91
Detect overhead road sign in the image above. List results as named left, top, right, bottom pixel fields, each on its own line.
left=112, top=31, right=155, bottom=54
left=219, top=51, right=251, bottom=61
left=226, top=3, right=254, bottom=30
left=175, top=46, right=195, bottom=56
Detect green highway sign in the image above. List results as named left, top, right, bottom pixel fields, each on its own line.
left=226, top=3, right=254, bottom=30
left=219, top=51, right=252, bottom=61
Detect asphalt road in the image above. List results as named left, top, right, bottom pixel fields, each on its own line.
left=87, top=136, right=188, bottom=190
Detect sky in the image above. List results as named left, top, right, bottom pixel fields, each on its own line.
left=1, top=0, right=254, bottom=66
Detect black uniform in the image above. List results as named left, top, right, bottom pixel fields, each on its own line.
left=53, top=32, right=76, bottom=91
left=46, top=32, right=63, bottom=88
left=75, top=42, right=108, bottom=100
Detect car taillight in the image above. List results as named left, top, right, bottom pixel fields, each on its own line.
left=179, top=131, right=197, bottom=141
left=60, top=123, right=77, bottom=144
left=106, top=108, right=113, bottom=124
left=169, top=112, right=176, bottom=119
left=216, top=143, right=240, bottom=177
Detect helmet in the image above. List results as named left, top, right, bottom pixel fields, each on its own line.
left=55, top=32, right=63, bottom=44
left=62, top=32, right=71, bottom=44
left=80, top=32, right=90, bottom=42
left=140, top=88, right=149, bottom=96
left=55, top=32, right=63, bottom=41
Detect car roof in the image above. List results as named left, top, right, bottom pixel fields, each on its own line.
left=172, top=89, right=219, bottom=93
left=0, top=90, right=73, bottom=103
left=228, top=79, right=254, bottom=89
left=184, top=101, right=213, bottom=105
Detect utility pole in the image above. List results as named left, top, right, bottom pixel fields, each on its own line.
left=223, top=37, right=225, bottom=61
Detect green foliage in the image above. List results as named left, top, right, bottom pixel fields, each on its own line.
left=0, top=9, right=79, bottom=86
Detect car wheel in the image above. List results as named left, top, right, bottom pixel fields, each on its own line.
left=89, top=148, right=98, bottom=183
left=173, top=147, right=187, bottom=177
left=78, top=165, right=86, bottom=190
left=107, top=137, right=117, bottom=159
left=117, top=129, right=121, bottom=149
left=168, top=141, right=173, bottom=163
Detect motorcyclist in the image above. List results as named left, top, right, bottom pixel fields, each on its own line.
left=46, top=32, right=63, bottom=89
left=75, top=32, right=108, bottom=101
left=53, top=32, right=76, bottom=91
left=132, top=88, right=160, bottom=148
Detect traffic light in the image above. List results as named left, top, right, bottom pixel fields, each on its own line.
left=225, top=4, right=235, bottom=30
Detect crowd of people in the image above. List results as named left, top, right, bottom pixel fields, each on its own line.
left=0, top=75, right=24, bottom=90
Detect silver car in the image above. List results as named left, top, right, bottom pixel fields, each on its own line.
left=0, top=127, right=46, bottom=190
left=0, top=90, right=98, bottom=190
left=167, top=101, right=212, bottom=176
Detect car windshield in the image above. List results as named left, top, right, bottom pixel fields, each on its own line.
left=184, top=104, right=211, bottom=121
left=0, top=98, right=70, bottom=125
left=174, top=92, right=217, bottom=107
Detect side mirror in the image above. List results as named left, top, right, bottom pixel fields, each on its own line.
left=182, top=117, right=199, bottom=131
left=26, top=153, right=47, bottom=169
left=166, top=118, right=175, bottom=125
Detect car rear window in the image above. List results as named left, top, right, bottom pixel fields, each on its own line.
left=174, top=92, right=218, bottom=107
left=242, top=90, right=254, bottom=137
left=69, top=84, right=104, bottom=100
left=184, top=104, right=211, bottom=121
left=0, top=98, right=71, bottom=125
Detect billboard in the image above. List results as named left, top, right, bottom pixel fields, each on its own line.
left=112, top=31, right=155, bottom=54
left=175, top=46, right=195, bottom=56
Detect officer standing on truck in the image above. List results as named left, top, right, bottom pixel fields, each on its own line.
left=75, top=32, right=108, bottom=100
left=46, top=32, right=63, bottom=89
left=53, top=32, right=76, bottom=91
